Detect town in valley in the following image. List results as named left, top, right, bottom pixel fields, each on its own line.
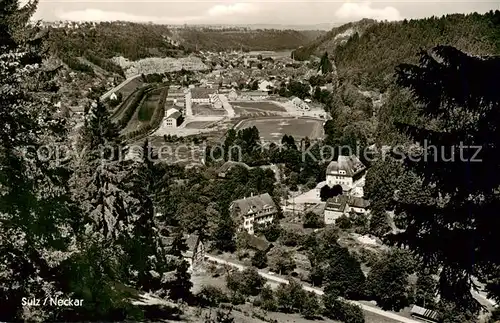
left=2, top=1, right=500, bottom=323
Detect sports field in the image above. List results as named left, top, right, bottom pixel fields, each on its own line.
left=137, top=91, right=160, bottom=122
left=232, top=101, right=286, bottom=117
left=192, top=104, right=226, bottom=116
left=235, top=117, right=324, bottom=141
left=184, top=121, right=215, bottom=129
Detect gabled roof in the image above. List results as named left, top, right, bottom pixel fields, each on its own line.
left=327, top=155, right=366, bottom=177
left=325, top=195, right=348, bottom=212
left=348, top=196, right=370, bottom=209
left=166, top=108, right=181, bottom=119
left=231, top=193, right=277, bottom=216
left=191, top=87, right=217, bottom=99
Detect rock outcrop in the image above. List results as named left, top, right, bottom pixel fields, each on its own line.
left=112, top=55, right=209, bottom=78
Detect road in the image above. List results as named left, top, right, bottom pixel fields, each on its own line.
left=100, top=74, right=141, bottom=101
left=187, top=253, right=422, bottom=323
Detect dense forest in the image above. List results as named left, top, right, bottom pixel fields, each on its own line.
left=293, top=12, right=500, bottom=89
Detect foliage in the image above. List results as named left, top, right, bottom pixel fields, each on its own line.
left=319, top=51, right=333, bottom=74
left=295, top=12, right=500, bottom=89
left=269, top=248, right=296, bottom=275
left=320, top=184, right=343, bottom=201
left=204, top=308, right=235, bottom=323
left=259, top=285, right=278, bottom=311
left=414, top=270, right=438, bottom=310
left=387, top=45, right=500, bottom=311
left=323, top=294, right=365, bottom=323
left=323, top=243, right=366, bottom=300
left=365, top=249, right=415, bottom=311
left=226, top=268, right=265, bottom=297
left=275, top=280, right=307, bottom=313
left=279, top=228, right=303, bottom=247
left=303, top=211, right=325, bottom=229
left=368, top=207, right=391, bottom=237
left=0, top=2, right=79, bottom=321
left=197, top=286, right=229, bottom=308
left=251, top=250, right=268, bottom=269
left=301, top=291, right=321, bottom=319
left=255, top=222, right=282, bottom=242
left=212, top=210, right=236, bottom=253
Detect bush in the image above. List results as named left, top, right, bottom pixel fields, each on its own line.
left=226, top=268, right=265, bottom=297
left=268, top=248, right=296, bottom=275
left=336, top=214, right=352, bottom=229
left=280, top=228, right=302, bottom=247
left=301, top=292, right=320, bottom=319
left=259, top=285, right=278, bottom=311
left=230, top=292, right=246, bottom=305
left=196, top=285, right=229, bottom=307
left=323, top=294, right=365, bottom=323
left=255, top=223, right=282, bottom=242
left=251, top=250, right=268, bottom=269
left=303, top=211, right=325, bottom=229
left=276, top=280, right=307, bottom=313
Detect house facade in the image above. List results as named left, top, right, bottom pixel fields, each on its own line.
left=190, top=88, right=218, bottom=104
left=164, top=108, right=181, bottom=128
left=324, top=195, right=349, bottom=224
left=230, top=193, right=278, bottom=235
left=326, top=155, right=366, bottom=193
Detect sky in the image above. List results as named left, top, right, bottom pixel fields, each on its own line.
left=32, top=0, right=500, bottom=26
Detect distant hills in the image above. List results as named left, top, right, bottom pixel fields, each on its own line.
left=293, top=11, right=500, bottom=90
left=47, top=21, right=325, bottom=77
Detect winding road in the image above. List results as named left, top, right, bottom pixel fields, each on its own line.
left=186, top=252, right=423, bottom=323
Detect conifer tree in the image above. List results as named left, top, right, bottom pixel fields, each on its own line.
left=319, top=51, right=333, bottom=75
left=0, top=1, right=77, bottom=321
left=390, top=45, right=500, bottom=312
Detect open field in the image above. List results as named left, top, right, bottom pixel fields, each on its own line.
left=192, top=103, right=226, bottom=116
left=116, top=76, right=144, bottom=98
left=137, top=91, right=161, bottom=122
left=232, top=101, right=286, bottom=118
left=233, top=101, right=286, bottom=112
left=184, top=121, right=216, bottom=129
left=235, top=117, right=324, bottom=141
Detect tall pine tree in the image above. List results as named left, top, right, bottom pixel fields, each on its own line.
left=0, top=1, right=77, bottom=321
left=389, top=46, right=500, bottom=313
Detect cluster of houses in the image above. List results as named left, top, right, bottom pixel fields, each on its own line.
left=226, top=155, right=371, bottom=235
left=184, top=85, right=271, bottom=112
left=323, top=155, right=369, bottom=224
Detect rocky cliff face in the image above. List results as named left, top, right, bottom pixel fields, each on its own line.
left=112, top=55, right=209, bottom=78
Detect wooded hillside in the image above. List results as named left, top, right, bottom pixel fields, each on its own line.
left=293, top=12, right=500, bottom=90
left=47, top=22, right=324, bottom=76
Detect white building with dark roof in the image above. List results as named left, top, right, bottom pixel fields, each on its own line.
left=326, top=155, right=366, bottom=193
left=163, top=108, right=181, bottom=128
left=230, top=193, right=278, bottom=235
left=189, top=88, right=218, bottom=104
left=324, top=195, right=370, bottom=225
